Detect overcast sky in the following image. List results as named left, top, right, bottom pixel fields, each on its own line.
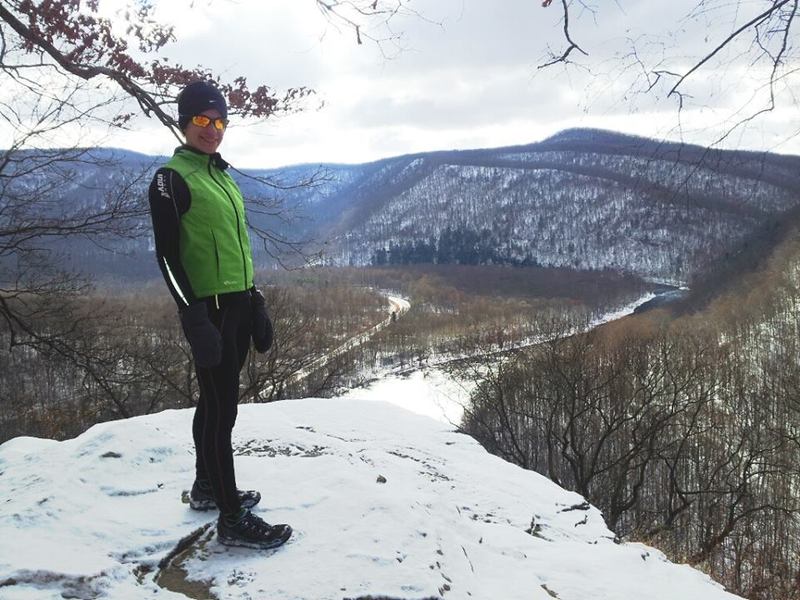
left=109, top=0, right=800, bottom=168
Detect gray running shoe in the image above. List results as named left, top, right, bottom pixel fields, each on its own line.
left=217, top=510, right=292, bottom=550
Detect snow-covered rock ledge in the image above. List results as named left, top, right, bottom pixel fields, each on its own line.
left=0, top=399, right=740, bottom=600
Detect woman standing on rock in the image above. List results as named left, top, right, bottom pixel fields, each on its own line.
left=147, top=80, right=291, bottom=550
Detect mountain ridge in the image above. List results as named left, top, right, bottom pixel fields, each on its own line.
left=6, top=127, right=800, bottom=282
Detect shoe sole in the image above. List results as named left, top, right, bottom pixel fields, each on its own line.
left=217, top=525, right=293, bottom=550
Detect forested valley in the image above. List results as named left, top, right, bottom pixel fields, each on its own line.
left=0, top=264, right=643, bottom=442
left=458, top=224, right=800, bottom=600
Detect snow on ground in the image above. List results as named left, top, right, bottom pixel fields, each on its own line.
left=0, top=398, right=741, bottom=600
left=339, top=368, right=471, bottom=426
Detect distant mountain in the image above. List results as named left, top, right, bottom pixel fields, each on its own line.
left=291, top=128, right=800, bottom=281
left=211, top=128, right=800, bottom=281
left=5, top=129, right=800, bottom=282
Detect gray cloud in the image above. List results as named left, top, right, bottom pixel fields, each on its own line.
left=118, top=1, right=800, bottom=167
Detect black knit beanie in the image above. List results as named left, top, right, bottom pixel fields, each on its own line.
left=177, top=81, right=228, bottom=130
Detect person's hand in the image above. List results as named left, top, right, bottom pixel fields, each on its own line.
left=251, top=288, right=274, bottom=353
left=179, top=302, right=222, bottom=368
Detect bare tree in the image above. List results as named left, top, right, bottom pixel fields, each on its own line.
left=0, top=2, right=310, bottom=309
left=461, top=308, right=800, bottom=599
left=312, top=0, right=438, bottom=53
left=0, top=1, right=323, bottom=439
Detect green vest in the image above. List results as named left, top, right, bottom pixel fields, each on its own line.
left=165, top=148, right=254, bottom=298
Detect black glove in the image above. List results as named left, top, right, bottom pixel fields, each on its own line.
left=179, top=302, right=222, bottom=368
left=250, top=288, right=274, bottom=353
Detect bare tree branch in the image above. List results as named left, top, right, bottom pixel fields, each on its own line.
left=538, top=0, right=589, bottom=69
left=668, top=0, right=793, bottom=98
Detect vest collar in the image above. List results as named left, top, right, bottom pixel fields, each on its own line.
left=174, top=145, right=230, bottom=170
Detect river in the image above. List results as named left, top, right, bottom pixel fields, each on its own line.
left=339, top=288, right=685, bottom=426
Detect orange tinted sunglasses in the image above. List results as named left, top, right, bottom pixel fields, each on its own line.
left=191, top=115, right=228, bottom=130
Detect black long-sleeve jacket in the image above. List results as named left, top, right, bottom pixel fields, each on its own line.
left=148, top=160, right=198, bottom=308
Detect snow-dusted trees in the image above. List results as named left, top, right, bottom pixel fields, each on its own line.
left=0, top=279, right=388, bottom=441
left=340, top=140, right=800, bottom=280
left=462, top=239, right=800, bottom=599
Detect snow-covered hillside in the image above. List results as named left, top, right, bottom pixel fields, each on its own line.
left=0, top=399, right=740, bottom=600
left=10, top=129, right=800, bottom=280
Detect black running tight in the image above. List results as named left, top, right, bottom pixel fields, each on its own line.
left=192, top=290, right=251, bottom=516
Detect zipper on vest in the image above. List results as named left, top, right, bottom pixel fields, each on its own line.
left=207, top=159, right=249, bottom=287
left=210, top=228, right=221, bottom=278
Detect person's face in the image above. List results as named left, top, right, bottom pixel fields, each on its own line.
left=183, top=109, right=226, bottom=154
